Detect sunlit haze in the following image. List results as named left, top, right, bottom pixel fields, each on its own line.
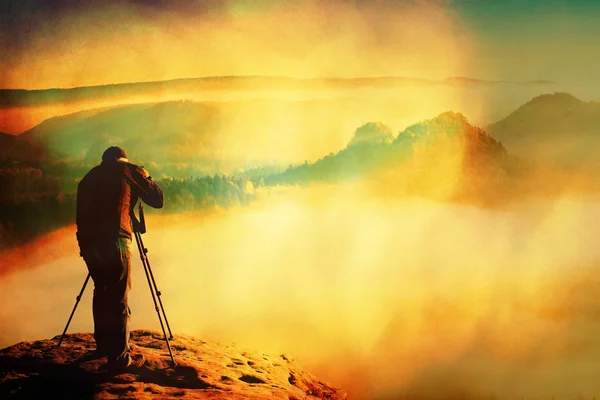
left=2, top=0, right=600, bottom=89
left=3, top=182, right=600, bottom=398
left=2, top=0, right=600, bottom=399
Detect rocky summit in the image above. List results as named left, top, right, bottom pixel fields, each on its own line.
left=0, top=330, right=346, bottom=399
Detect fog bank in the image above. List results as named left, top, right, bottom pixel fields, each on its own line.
left=2, top=187, right=600, bottom=399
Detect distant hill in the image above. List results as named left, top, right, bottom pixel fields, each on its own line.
left=346, top=122, right=395, bottom=148
left=13, top=98, right=389, bottom=178
left=10, top=106, right=506, bottom=185
left=18, top=101, right=232, bottom=177
left=397, top=111, right=506, bottom=165
left=487, top=93, right=600, bottom=164
left=0, top=76, right=558, bottom=109
left=16, top=97, right=460, bottom=177
left=9, top=103, right=507, bottom=185
left=0, top=109, right=508, bottom=248
left=270, top=112, right=506, bottom=184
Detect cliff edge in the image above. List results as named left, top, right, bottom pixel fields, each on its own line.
left=0, top=330, right=346, bottom=399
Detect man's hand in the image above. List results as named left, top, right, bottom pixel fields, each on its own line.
left=139, top=166, right=151, bottom=179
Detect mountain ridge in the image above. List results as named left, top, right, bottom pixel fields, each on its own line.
left=0, top=76, right=559, bottom=109
left=269, top=111, right=506, bottom=185
left=487, top=92, right=600, bottom=163
left=3, top=102, right=509, bottom=178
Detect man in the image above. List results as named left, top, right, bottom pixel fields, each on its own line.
left=76, top=146, right=164, bottom=372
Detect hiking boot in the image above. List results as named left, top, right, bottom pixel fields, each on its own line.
left=105, top=354, right=146, bottom=374
left=128, top=354, right=146, bottom=369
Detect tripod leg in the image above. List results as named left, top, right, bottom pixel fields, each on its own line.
left=134, top=231, right=177, bottom=367
left=138, top=234, right=174, bottom=340
left=57, top=273, right=91, bottom=347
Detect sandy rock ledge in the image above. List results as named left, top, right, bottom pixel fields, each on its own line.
left=0, top=330, right=346, bottom=399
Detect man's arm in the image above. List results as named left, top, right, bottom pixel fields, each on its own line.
left=126, top=165, right=164, bottom=209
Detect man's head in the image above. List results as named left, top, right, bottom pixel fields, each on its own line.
left=102, top=146, right=128, bottom=163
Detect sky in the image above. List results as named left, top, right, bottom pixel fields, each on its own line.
left=1, top=0, right=600, bottom=89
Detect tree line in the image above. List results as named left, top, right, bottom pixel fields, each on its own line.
left=0, top=170, right=261, bottom=250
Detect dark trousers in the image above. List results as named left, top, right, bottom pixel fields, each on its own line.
left=81, top=237, right=132, bottom=367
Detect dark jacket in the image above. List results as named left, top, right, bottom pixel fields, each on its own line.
left=76, top=160, right=164, bottom=245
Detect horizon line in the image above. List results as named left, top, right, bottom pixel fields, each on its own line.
left=0, top=75, right=560, bottom=92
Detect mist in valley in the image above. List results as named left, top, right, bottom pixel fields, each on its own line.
left=2, top=177, right=600, bottom=399
left=3, top=1, right=600, bottom=398
left=3, top=83, right=600, bottom=398
left=3, top=78, right=600, bottom=399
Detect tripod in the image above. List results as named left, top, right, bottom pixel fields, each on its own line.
left=57, top=203, right=177, bottom=367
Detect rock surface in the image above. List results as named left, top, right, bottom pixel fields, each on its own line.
left=0, top=330, right=346, bottom=399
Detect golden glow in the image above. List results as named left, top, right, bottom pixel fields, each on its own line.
left=3, top=1, right=600, bottom=399
left=2, top=1, right=469, bottom=90
left=2, top=168, right=600, bottom=398
left=0, top=87, right=468, bottom=169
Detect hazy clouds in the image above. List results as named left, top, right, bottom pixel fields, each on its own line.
left=2, top=0, right=469, bottom=88
left=3, top=0, right=600, bottom=89
left=2, top=181, right=600, bottom=398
